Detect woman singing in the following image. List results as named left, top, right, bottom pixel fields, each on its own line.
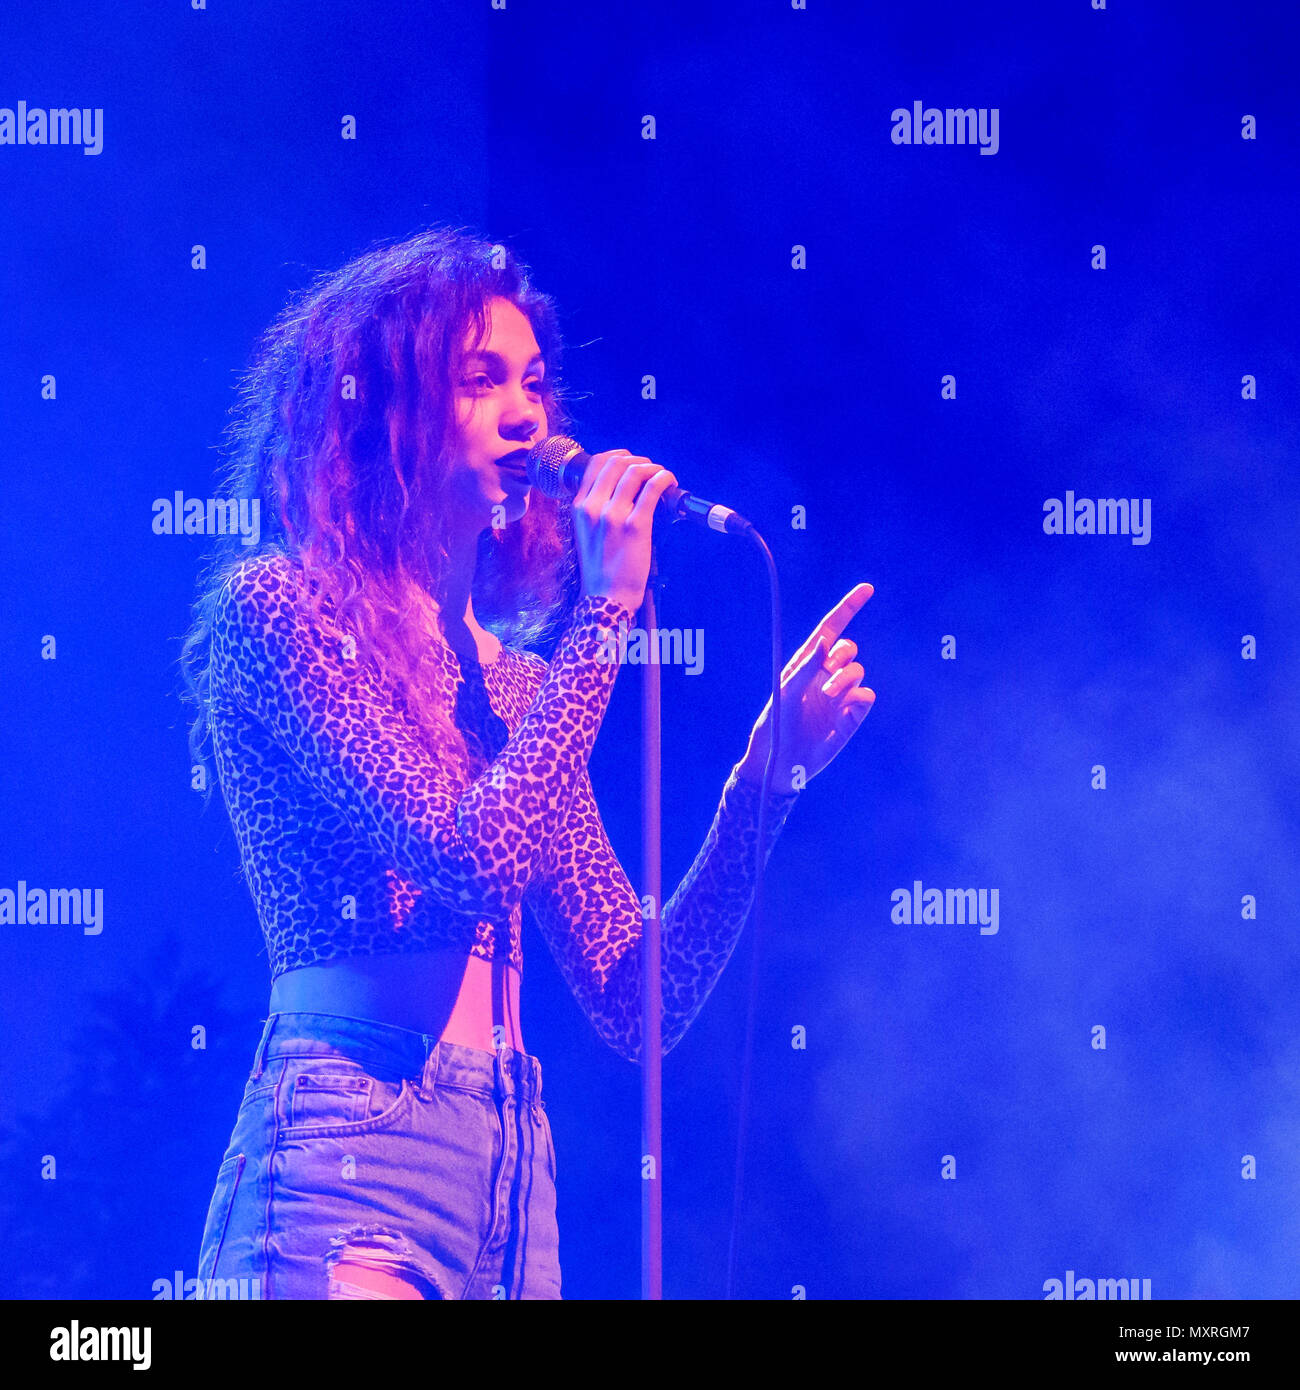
left=184, top=225, right=874, bottom=1300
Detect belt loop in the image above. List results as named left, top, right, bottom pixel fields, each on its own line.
left=421, top=1034, right=441, bottom=1093
left=251, top=1013, right=278, bottom=1081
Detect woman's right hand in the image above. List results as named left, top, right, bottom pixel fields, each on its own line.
left=571, top=450, right=679, bottom=617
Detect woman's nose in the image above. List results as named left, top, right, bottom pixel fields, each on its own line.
left=501, top=397, right=543, bottom=440
left=501, top=420, right=540, bottom=451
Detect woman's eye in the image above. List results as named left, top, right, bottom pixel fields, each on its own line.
left=460, top=375, right=544, bottom=392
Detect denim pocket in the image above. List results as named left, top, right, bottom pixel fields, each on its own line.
left=197, top=1152, right=245, bottom=1285
left=278, top=1055, right=413, bottom=1138
left=290, top=1072, right=373, bottom=1128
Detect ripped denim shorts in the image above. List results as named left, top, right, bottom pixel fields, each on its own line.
left=196, top=1012, right=561, bottom=1299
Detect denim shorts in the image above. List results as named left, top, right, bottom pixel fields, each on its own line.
left=196, top=1012, right=561, bottom=1299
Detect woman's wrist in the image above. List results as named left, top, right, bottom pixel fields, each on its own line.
left=736, top=752, right=771, bottom=787
left=735, top=753, right=756, bottom=784
left=735, top=751, right=803, bottom=795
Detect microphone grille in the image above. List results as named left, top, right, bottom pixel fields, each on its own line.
left=527, top=435, right=584, bottom=499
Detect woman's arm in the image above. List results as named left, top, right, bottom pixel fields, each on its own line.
left=523, top=758, right=801, bottom=1062
left=210, top=554, right=632, bottom=921
left=524, top=581, right=876, bottom=1061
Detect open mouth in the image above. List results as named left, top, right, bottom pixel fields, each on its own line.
left=497, top=450, right=530, bottom=470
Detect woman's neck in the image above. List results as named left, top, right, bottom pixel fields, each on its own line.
left=434, top=522, right=498, bottom=660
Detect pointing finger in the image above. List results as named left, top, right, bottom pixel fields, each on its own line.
left=799, top=583, right=873, bottom=662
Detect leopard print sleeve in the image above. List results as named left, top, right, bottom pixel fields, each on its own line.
left=209, top=554, right=632, bottom=922
left=524, top=758, right=801, bottom=1063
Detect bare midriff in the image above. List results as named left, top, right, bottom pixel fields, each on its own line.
left=268, top=947, right=524, bottom=1054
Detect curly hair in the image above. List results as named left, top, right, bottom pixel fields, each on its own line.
left=179, top=224, right=580, bottom=797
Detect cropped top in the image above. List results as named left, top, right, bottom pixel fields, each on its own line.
left=207, top=553, right=801, bottom=1062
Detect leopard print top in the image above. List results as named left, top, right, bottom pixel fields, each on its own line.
left=208, top=553, right=800, bottom=1062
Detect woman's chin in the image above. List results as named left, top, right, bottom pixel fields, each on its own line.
left=483, top=488, right=530, bottom=532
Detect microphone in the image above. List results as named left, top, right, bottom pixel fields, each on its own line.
left=526, top=435, right=755, bottom=537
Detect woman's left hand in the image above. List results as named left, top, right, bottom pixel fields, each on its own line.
left=737, top=583, right=875, bottom=792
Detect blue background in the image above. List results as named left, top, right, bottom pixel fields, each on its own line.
left=0, top=0, right=1296, bottom=1299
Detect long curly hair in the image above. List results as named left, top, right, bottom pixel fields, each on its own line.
left=179, top=224, right=580, bottom=796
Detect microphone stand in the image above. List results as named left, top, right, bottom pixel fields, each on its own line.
left=636, top=525, right=780, bottom=1301
left=639, top=538, right=664, bottom=1301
